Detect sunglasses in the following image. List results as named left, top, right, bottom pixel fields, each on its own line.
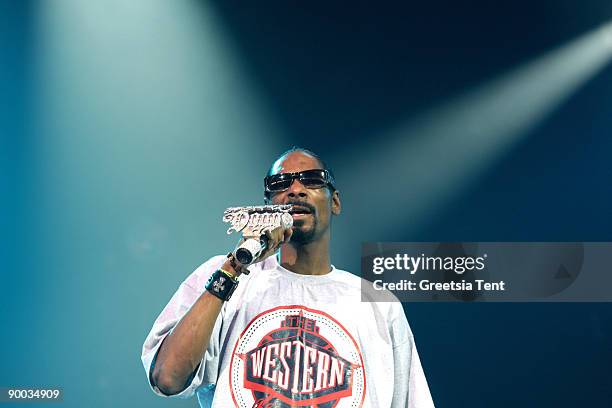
left=264, top=169, right=335, bottom=194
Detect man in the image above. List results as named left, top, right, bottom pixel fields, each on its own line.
left=142, top=148, right=434, bottom=407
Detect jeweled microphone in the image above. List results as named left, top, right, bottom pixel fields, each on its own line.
left=223, top=205, right=294, bottom=265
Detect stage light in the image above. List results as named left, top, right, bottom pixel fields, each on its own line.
left=335, top=21, right=612, bottom=251
left=31, top=1, right=285, bottom=404
left=34, top=0, right=286, bottom=253
left=602, top=21, right=612, bottom=47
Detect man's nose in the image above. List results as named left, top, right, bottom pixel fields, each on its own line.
left=287, top=178, right=307, bottom=197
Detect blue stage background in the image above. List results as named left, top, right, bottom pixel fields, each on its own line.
left=2, top=1, right=611, bottom=407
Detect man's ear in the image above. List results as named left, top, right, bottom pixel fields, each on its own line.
left=331, top=190, right=341, bottom=215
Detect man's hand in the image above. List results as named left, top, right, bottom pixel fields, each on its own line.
left=223, top=226, right=292, bottom=278
left=257, top=225, right=293, bottom=262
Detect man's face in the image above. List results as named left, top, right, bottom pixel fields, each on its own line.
left=267, top=152, right=341, bottom=244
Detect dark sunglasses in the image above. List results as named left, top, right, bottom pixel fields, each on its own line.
left=264, top=169, right=335, bottom=194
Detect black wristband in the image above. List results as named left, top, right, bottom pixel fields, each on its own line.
left=205, top=269, right=239, bottom=301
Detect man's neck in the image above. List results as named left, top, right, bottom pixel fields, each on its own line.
left=279, top=239, right=332, bottom=276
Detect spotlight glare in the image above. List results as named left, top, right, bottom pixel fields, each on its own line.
left=335, top=20, right=612, bottom=249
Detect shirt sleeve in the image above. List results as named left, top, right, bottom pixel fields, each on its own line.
left=141, top=255, right=227, bottom=399
left=390, top=305, right=435, bottom=408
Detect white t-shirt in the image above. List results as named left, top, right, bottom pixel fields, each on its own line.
left=142, top=255, right=434, bottom=408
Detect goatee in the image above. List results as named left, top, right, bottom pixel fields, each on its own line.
left=290, top=224, right=316, bottom=244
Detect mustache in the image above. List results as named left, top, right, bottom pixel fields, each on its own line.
left=287, top=201, right=316, bottom=213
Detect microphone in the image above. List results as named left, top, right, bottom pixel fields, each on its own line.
left=235, top=215, right=292, bottom=264
left=223, top=205, right=294, bottom=266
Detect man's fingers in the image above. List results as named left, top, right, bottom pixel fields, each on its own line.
left=249, top=226, right=292, bottom=263
left=283, top=228, right=293, bottom=243
left=264, top=229, right=274, bottom=245
left=264, top=228, right=281, bottom=252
